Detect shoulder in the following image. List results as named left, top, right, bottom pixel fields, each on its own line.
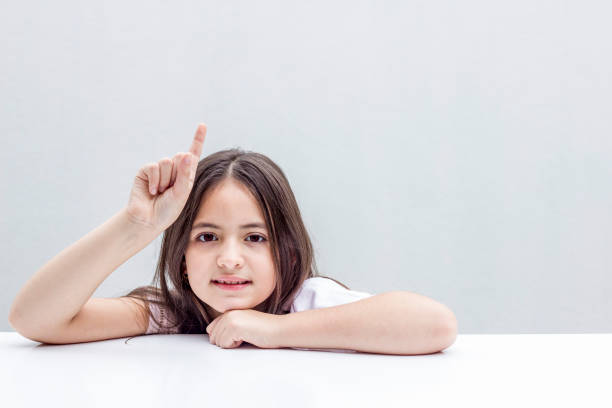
left=145, top=292, right=180, bottom=335
left=299, top=276, right=373, bottom=294
left=289, top=277, right=375, bottom=313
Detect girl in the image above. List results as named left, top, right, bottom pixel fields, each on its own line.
left=9, top=123, right=458, bottom=355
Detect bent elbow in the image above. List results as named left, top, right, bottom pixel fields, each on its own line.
left=436, top=311, right=458, bottom=352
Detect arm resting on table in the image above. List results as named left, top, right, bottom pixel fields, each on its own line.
left=276, top=291, right=458, bottom=355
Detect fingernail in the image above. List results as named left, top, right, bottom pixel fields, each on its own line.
left=184, top=155, right=191, bottom=165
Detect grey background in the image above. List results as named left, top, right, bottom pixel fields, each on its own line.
left=2, top=1, right=611, bottom=333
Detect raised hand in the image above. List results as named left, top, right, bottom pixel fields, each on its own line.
left=126, top=123, right=207, bottom=231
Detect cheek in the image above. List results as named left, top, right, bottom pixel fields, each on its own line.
left=260, top=257, right=278, bottom=286
left=255, top=255, right=276, bottom=276
left=184, top=257, right=211, bottom=284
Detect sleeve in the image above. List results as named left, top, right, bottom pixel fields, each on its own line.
left=146, top=297, right=180, bottom=335
left=287, top=277, right=375, bottom=353
left=290, top=277, right=375, bottom=313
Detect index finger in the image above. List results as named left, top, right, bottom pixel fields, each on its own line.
left=189, top=123, right=207, bottom=160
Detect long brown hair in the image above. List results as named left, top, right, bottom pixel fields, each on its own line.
left=123, top=148, right=349, bottom=334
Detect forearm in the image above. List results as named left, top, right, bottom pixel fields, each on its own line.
left=276, top=291, right=458, bottom=355
left=9, top=208, right=161, bottom=333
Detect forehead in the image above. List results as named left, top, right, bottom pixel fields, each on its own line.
left=195, top=179, right=265, bottom=223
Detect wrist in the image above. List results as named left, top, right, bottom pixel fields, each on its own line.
left=119, top=208, right=165, bottom=243
left=122, top=208, right=164, bottom=235
left=272, top=313, right=290, bottom=349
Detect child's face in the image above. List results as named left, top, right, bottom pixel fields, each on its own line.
left=185, top=178, right=276, bottom=319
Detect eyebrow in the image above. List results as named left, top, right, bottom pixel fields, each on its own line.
left=191, top=221, right=267, bottom=231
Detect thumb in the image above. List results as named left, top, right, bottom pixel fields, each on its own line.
left=172, top=154, right=195, bottom=199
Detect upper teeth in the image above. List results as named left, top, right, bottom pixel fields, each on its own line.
left=216, top=280, right=249, bottom=284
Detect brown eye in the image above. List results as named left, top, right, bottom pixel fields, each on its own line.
left=197, top=233, right=217, bottom=242
left=246, top=234, right=266, bottom=243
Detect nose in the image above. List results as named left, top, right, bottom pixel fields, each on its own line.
left=217, top=238, right=244, bottom=269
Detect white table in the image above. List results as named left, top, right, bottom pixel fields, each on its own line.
left=1, top=332, right=610, bottom=407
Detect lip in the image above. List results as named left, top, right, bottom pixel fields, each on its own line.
left=213, top=275, right=251, bottom=282
left=213, top=281, right=251, bottom=291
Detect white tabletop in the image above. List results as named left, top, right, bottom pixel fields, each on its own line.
left=1, top=332, right=610, bottom=407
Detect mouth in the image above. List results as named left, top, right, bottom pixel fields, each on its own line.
left=212, top=280, right=252, bottom=290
